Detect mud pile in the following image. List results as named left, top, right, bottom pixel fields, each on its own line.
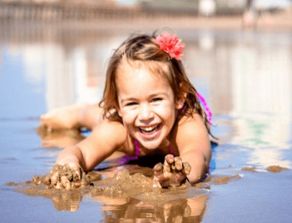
left=31, top=164, right=101, bottom=190
left=10, top=165, right=202, bottom=211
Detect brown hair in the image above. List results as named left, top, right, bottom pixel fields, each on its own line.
left=99, top=32, right=211, bottom=134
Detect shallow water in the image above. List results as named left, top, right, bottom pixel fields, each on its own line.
left=0, top=21, right=292, bottom=222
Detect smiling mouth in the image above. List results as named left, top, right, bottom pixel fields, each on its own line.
left=138, top=124, right=161, bottom=135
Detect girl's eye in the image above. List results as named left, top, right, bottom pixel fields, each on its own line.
left=125, top=102, right=137, bottom=106
left=152, top=97, right=163, bottom=102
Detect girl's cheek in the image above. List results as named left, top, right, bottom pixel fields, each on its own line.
left=121, top=110, right=137, bottom=124
left=154, top=103, right=174, bottom=116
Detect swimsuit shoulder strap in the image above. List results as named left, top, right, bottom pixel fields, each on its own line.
left=168, top=143, right=176, bottom=155
left=133, top=139, right=140, bottom=157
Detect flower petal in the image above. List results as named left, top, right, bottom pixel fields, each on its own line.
left=155, top=33, right=185, bottom=60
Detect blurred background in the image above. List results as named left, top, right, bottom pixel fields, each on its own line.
left=1, top=0, right=291, bottom=110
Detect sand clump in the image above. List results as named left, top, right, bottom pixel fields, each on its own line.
left=9, top=167, right=155, bottom=211
left=210, top=174, right=241, bottom=185
left=6, top=165, right=250, bottom=215
left=194, top=174, right=242, bottom=188
left=91, top=169, right=155, bottom=199
left=9, top=165, right=199, bottom=211
left=31, top=164, right=101, bottom=190
left=241, top=165, right=288, bottom=173
left=241, top=166, right=258, bottom=172
left=266, top=165, right=288, bottom=173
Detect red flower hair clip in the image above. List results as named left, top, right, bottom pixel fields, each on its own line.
left=155, top=33, right=185, bottom=60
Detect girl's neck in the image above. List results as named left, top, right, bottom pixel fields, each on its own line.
left=132, top=138, right=175, bottom=156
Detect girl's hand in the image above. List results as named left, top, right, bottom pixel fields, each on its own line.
left=153, top=154, right=191, bottom=188
left=44, top=163, right=89, bottom=190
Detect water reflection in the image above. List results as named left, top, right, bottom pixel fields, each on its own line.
left=99, top=195, right=207, bottom=223
left=17, top=158, right=208, bottom=221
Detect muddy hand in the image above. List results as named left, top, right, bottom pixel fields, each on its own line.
left=153, top=154, right=191, bottom=188
left=44, top=164, right=89, bottom=190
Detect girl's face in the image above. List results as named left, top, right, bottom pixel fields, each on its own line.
left=116, top=61, right=182, bottom=150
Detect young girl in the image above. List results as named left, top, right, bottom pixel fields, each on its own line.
left=41, top=32, right=213, bottom=188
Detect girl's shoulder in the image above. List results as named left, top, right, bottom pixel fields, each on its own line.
left=177, top=112, right=205, bottom=127
left=175, top=112, right=208, bottom=141
left=174, top=112, right=210, bottom=154
left=92, top=119, right=137, bottom=155
left=90, top=119, right=128, bottom=148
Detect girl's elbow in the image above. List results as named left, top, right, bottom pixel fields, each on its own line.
left=188, top=173, right=205, bottom=185
left=188, top=163, right=209, bottom=185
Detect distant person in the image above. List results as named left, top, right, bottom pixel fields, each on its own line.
left=242, top=0, right=257, bottom=28
left=198, top=0, right=216, bottom=17
left=40, top=32, right=213, bottom=189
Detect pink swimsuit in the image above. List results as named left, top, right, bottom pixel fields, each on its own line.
left=115, top=139, right=175, bottom=165
left=133, top=139, right=176, bottom=157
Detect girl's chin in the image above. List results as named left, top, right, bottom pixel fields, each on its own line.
left=135, top=130, right=164, bottom=149
left=136, top=136, right=163, bottom=150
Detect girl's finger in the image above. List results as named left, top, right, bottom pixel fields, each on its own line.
left=153, top=162, right=163, bottom=176
left=50, top=171, right=59, bottom=186
left=174, top=157, right=183, bottom=170
left=183, top=162, right=191, bottom=175
left=165, top=154, right=174, bottom=164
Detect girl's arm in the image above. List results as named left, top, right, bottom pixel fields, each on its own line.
left=57, top=120, right=127, bottom=171
left=153, top=114, right=211, bottom=187
left=47, top=120, right=127, bottom=189
left=176, top=113, right=211, bottom=184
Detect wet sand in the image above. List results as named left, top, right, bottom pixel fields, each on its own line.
left=1, top=93, right=292, bottom=223
left=5, top=126, right=291, bottom=221
left=6, top=160, right=291, bottom=222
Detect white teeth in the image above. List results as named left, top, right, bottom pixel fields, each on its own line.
left=140, top=125, right=157, bottom=133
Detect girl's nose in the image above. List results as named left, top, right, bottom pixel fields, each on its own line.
left=138, top=104, right=154, bottom=121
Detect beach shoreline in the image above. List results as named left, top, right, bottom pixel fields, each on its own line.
left=1, top=7, right=292, bottom=31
